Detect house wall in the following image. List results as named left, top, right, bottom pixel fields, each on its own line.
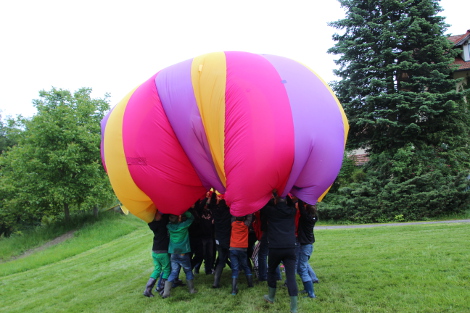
left=453, top=71, right=469, bottom=96
left=463, top=41, right=470, bottom=62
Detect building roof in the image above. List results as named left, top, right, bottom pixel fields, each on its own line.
left=452, top=57, right=470, bottom=71
left=448, top=30, right=470, bottom=72
left=448, top=30, right=470, bottom=46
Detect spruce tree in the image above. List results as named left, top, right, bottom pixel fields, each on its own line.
left=328, top=0, right=468, bottom=156
left=321, top=0, right=470, bottom=222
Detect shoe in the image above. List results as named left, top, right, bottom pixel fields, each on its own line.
left=246, top=274, right=253, bottom=288
left=302, top=281, right=316, bottom=298
left=156, top=278, right=165, bottom=293
left=187, top=279, right=197, bottom=294
left=231, top=277, right=238, bottom=295
left=263, top=287, right=276, bottom=304
left=161, top=280, right=172, bottom=298
left=143, top=278, right=156, bottom=297
left=212, top=265, right=223, bottom=288
left=290, top=296, right=298, bottom=313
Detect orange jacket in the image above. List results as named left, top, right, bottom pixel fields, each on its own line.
left=230, top=220, right=248, bottom=248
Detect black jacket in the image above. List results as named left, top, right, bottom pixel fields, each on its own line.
left=265, top=200, right=297, bottom=249
left=297, top=205, right=317, bottom=245
left=148, top=214, right=170, bottom=252
left=212, top=200, right=232, bottom=248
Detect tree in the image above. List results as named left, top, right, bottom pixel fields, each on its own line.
left=0, top=115, right=24, bottom=154
left=320, top=0, right=470, bottom=222
left=0, top=88, right=116, bottom=234
left=328, top=0, right=468, bottom=156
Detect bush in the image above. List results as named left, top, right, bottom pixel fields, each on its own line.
left=319, top=170, right=470, bottom=223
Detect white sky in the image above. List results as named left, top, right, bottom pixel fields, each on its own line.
left=0, top=0, right=467, bottom=119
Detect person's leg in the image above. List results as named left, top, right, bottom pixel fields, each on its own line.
left=213, top=245, right=228, bottom=288
left=258, top=233, right=268, bottom=281
left=202, top=237, right=215, bottom=274
left=297, top=244, right=312, bottom=283
left=308, top=244, right=319, bottom=283
left=230, top=250, right=240, bottom=294
left=267, top=249, right=281, bottom=289
left=144, top=251, right=160, bottom=297
left=246, top=232, right=256, bottom=270
left=191, top=237, right=204, bottom=273
left=264, top=249, right=282, bottom=303
left=239, top=250, right=253, bottom=287
left=181, top=254, right=197, bottom=294
left=163, top=254, right=181, bottom=298
left=298, top=244, right=315, bottom=298
left=283, top=249, right=298, bottom=297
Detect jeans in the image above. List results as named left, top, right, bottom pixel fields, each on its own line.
left=230, top=249, right=252, bottom=278
left=297, top=244, right=318, bottom=283
left=168, top=253, right=194, bottom=282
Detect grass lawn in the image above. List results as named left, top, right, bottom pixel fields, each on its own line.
left=0, top=213, right=469, bottom=313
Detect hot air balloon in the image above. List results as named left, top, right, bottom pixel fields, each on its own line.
left=101, top=51, right=348, bottom=222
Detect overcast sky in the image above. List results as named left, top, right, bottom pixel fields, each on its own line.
left=0, top=0, right=466, bottom=119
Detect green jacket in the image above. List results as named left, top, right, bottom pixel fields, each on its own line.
left=167, top=211, right=194, bottom=254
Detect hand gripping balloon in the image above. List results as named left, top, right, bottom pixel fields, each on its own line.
left=100, top=51, right=349, bottom=222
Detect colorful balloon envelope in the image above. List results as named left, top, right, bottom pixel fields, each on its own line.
left=100, top=51, right=349, bottom=222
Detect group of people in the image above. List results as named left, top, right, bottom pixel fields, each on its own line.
left=142, top=190, right=319, bottom=313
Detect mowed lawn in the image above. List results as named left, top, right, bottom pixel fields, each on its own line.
left=0, top=214, right=469, bottom=313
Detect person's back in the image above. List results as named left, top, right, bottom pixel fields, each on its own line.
left=298, top=203, right=317, bottom=245
left=230, top=218, right=249, bottom=249
left=143, top=212, right=170, bottom=297
left=163, top=211, right=197, bottom=298
left=229, top=215, right=253, bottom=294
left=263, top=195, right=299, bottom=313
left=167, top=212, right=194, bottom=254
left=148, top=214, right=170, bottom=252
left=266, top=198, right=297, bottom=249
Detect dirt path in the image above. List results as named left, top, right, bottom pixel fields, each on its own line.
left=7, top=230, right=76, bottom=262
left=316, top=219, right=470, bottom=229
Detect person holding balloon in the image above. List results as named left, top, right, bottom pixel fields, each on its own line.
left=296, top=200, right=318, bottom=298
left=263, top=192, right=299, bottom=313
left=229, top=214, right=254, bottom=295
left=143, top=211, right=170, bottom=297
left=212, top=193, right=232, bottom=288
left=162, top=211, right=197, bottom=298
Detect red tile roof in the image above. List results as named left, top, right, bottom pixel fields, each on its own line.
left=447, top=30, right=470, bottom=72
left=453, top=57, right=470, bottom=70
left=349, top=154, right=369, bottom=166
left=448, top=30, right=470, bottom=45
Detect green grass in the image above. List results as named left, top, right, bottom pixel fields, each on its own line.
left=0, top=210, right=132, bottom=261
left=0, top=215, right=469, bottom=313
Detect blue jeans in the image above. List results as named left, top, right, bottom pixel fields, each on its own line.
left=297, top=244, right=318, bottom=283
left=168, top=253, right=194, bottom=282
left=230, top=249, right=251, bottom=278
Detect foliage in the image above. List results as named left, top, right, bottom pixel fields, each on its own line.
left=329, top=0, right=468, bottom=156
left=0, top=116, right=24, bottom=154
left=323, top=0, right=470, bottom=221
left=0, top=88, right=116, bottom=237
left=319, top=169, right=470, bottom=223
